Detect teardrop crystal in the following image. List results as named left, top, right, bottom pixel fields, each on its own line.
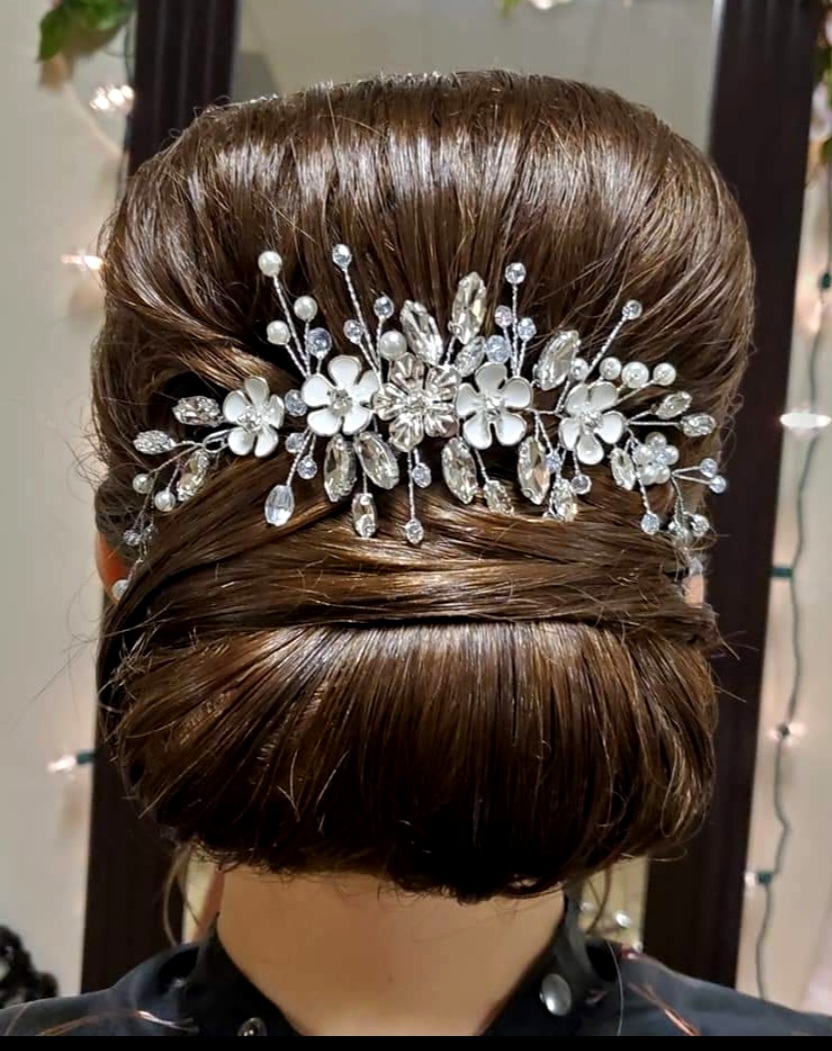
left=351, top=492, right=378, bottom=538
left=354, top=432, right=400, bottom=489
left=173, top=396, right=222, bottom=426
left=483, top=479, right=513, bottom=514
left=323, top=434, right=357, bottom=501
left=264, top=484, right=295, bottom=526
left=176, top=449, right=210, bottom=501
left=401, top=301, right=444, bottom=365
left=547, top=478, right=578, bottom=522
left=534, top=330, right=581, bottom=391
left=449, top=273, right=487, bottom=345
left=453, top=336, right=486, bottom=376
left=655, top=391, right=693, bottom=420
left=441, top=438, right=478, bottom=504
left=517, top=436, right=550, bottom=506
left=610, top=447, right=636, bottom=490
left=681, top=413, right=717, bottom=437
left=134, top=430, right=177, bottom=455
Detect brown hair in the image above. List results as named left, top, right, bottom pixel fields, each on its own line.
left=93, top=72, right=753, bottom=901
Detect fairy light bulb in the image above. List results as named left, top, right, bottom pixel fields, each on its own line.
left=61, top=251, right=104, bottom=274
left=90, top=83, right=134, bottom=114
left=526, top=0, right=573, bottom=8
left=780, top=408, right=832, bottom=433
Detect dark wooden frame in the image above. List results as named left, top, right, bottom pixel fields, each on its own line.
left=82, top=0, right=820, bottom=992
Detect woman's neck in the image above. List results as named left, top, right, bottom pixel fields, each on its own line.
left=216, top=869, right=564, bottom=1037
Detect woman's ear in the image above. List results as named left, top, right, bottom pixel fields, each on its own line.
left=95, top=532, right=127, bottom=600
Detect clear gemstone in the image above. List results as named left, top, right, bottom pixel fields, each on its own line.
left=655, top=392, right=692, bottom=419
left=548, top=478, right=577, bottom=522
left=569, top=358, right=590, bottom=380
left=599, top=357, right=622, bottom=381
left=441, top=438, right=478, bottom=504
left=621, top=362, right=650, bottom=388
left=351, top=492, right=378, bottom=538
left=176, top=449, right=210, bottom=501
left=640, top=511, right=661, bottom=535
left=134, top=430, right=176, bottom=455
left=505, top=262, right=527, bottom=286
left=379, top=330, right=408, bottom=360
left=132, top=473, right=153, bottom=494
left=297, top=457, right=317, bottom=480
left=534, top=331, right=580, bottom=390
left=622, top=300, right=643, bottom=320
left=653, top=363, right=677, bottom=386
left=690, top=514, right=710, bottom=537
left=354, top=432, right=400, bottom=489
left=293, top=296, right=318, bottom=322
left=285, top=431, right=306, bottom=453
left=404, top=518, right=425, bottom=545
left=494, top=305, right=513, bottom=328
left=411, top=462, right=432, bottom=488
left=173, top=396, right=222, bottom=426
left=264, top=484, right=295, bottom=526
left=699, top=457, right=719, bottom=479
left=344, top=320, right=364, bottom=344
left=571, top=473, right=591, bottom=495
left=332, top=243, right=352, bottom=269
left=453, top=336, right=485, bottom=376
left=267, top=320, right=292, bottom=346
left=258, top=250, right=283, bottom=276
left=123, top=529, right=142, bottom=547
left=373, top=295, right=395, bottom=320
left=450, top=273, right=487, bottom=344
left=323, top=434, right=357, bottom=500
left=517, top=437, right=550, bottom=505
left=401, top=301, right=444, bottom=364
left=545, top=450, right=561, bottom=471
left=682, top=413, right=717, bottom=437
left=516, top=317, right=537, bottom=341
left=307, top=328, right=333, bottom=358
left=610, top=448, right=636, bottom=490
left=709, top=475, right=727, bottom=494
left=483, top=479, right=513, bottom=514
left=285, top=390, right=307, bottom=416
left=112, top=578, right=129, bottom=601
left=485, top=335, right=511, bottom=364
left=154, top=489, right=176, bottom=512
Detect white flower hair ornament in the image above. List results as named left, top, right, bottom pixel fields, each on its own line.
left=113, top=245, right=725, bottom=599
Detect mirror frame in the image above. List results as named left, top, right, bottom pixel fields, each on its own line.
left=81, top=0, right=824, bottom=993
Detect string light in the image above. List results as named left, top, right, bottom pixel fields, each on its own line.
left=60, top=251, right=104, bottom=274
left=752, top=159, right=832, bottom=1001
left=526, top=0, right=574, bottom=9
left=89, top=83, right=134, bottom=115
left=47, top=750, right=95, bottom=775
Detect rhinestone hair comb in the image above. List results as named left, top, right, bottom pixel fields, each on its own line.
left=112, top=245, right=725, bottom=598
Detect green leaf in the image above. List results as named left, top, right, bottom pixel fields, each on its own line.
left=64, top=0, right=134, bottom=33
left=38, top=5, right=72, bottom=61
left=500, top=0, right=523, bottom=12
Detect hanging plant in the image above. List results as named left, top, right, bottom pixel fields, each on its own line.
left=38, top=0, right=135, bottom=62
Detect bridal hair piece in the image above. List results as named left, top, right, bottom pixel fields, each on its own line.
left=114, top=245, right=725, bottom=597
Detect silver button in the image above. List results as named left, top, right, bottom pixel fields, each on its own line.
left=238, top=1017, right=267, bottom=1036
left=540, top=972, right=573, bottom=1017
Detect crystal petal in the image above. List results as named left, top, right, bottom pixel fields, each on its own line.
left=441, top=438, right=478, bottom=504
left=351, top=492, right=378, bottom=538
left=354, top=432, right=400, bottom=489
left=610, top=448, right=636, bottom=490
left=483, top=479, right=513, bottom=514
left=264, top=484, right=295, bottom=526
left=655, top=392, right=692, bottom=420
left=682, top=413, right=716, bottom=437
left=176, top=449, right=210, bottom=501
left=134, top=430, right=177, bottom=454
left=404, top=518, right=425, bottom=545
left=401, top=301, right=444, bottom=365
left=450, top=273, right=487, bottom=345
left=517, top=436, right=550, bottom=505
left=548, top=478, right=578, bottom=522
left=534, top=330, right=580, bottom=391
left=173, top=396, right=222, bottom=426
left=453, top=336, right=485, bottom=376
left=323, top=434, right=357, bottom=501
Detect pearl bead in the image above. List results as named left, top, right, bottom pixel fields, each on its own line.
left=257, top=251, right=283, bottom=277
left=267, top=320, right=291, bottom=345
left=379, top=330, right=408, bottom=360
left=293, top=296, right=318, bottom=322
left=154, top=489, right=176, bottom=513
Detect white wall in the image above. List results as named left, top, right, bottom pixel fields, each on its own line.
left=235, top=0, right=717, bottom=150
left=737, top=165, right=832, bottom=1011
left=0, top=1, right=127, bottom=995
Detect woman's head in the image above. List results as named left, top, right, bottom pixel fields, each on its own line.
left=93, top=72, right=753, bottom=901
